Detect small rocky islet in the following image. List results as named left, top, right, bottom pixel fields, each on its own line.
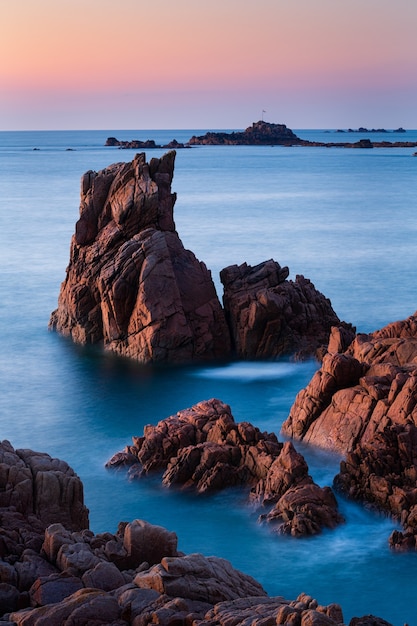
left=3, top=145, right=417, bottom=623
left=105, top=120, right=417, bottom=150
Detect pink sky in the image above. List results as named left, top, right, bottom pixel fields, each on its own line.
left=1, top=0, right=416, bottom=130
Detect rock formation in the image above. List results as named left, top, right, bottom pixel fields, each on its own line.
left=49, top=150, right=347, bottom=364
left=105, top=137, right=189, bottom=149
left=106, top=398, right=344, bottom=537
left=281, top=312, right=417, bottom=549
left=49, top=151, right=231, bottom=364
left=0, top=439, right=393, bottom=624
left=187, top=121, right=417, bottom=148
left=220, top=260, right=354, bottom=360
left=188, top=121, right=302, bottom=146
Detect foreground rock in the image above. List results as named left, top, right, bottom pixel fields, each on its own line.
left=106, top=398, right=344, bottom=537
left=282, top=312, right=417, bottom=549
left=0, top=439, right=394, bottom=625
left=221, top=260, right=354, bottom=360
left=49, top=151, right=231, bottom=364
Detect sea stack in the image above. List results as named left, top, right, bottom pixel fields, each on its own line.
left=49, top=151, right=231, bottom=363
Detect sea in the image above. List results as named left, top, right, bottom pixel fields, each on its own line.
left=1, top=128, right=417, bottom=624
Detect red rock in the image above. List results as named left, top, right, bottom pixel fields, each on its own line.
left=220, top=261, right=351, bottom=360
left=49, top=152, right=231, bottom=364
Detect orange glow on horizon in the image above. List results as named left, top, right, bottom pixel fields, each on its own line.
left=1, top=0, right=417, bottom=129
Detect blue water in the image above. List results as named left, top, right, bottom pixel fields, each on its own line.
left=1, top=128, right=417, bottom=624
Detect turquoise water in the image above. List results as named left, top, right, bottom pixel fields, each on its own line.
left=1, top=129, right=417, bottom=624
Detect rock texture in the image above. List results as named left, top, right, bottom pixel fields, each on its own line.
left=106, top=398, right=344, bottom=537
left=0, top=440, right=88, bottom=534
left=49, top=150, right=347, bottom=364
left=220, top=260, right=354, bottom=360
left=49, top=151, right=231, bottom=364
left=0, top=439, right=394, bottom=624
left=282, top=312, right=417, bottom=549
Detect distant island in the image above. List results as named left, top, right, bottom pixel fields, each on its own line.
left=105, top=121, right=417, bottom=150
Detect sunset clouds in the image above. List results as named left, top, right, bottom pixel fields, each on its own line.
left=1, top=0, right=416, bottom=129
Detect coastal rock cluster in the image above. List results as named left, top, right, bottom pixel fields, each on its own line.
left=282, top=313, right=417, bottom=549
left=106, top=398, right=344, bottom=537
left=107, top=121, right=417, bottom=149
left=49, top=151, right=347, bottom=364
left=105, top=137, right=188, bottom=150
left=0, top=439, right=390, bottom=625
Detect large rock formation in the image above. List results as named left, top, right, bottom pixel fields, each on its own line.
left=49, top=151, right=231, bottom=364
left=220, top=260, right=353, bottom=360
left=0, top=440, right=394, bottom=625
left=281, top=312, right=417, bottom=549
left=49, top=151, right=348, bottom=364
left=106, top=398, right=344, bottom=537
left=188, top=120, right=417, bottom=148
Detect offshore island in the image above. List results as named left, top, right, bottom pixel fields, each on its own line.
left=105, top=120, right=417, bottom=150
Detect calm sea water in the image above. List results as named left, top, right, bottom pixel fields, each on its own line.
left=1, top=128, right=417, bottom=624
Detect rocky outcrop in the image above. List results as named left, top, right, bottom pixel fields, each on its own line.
left=49, top=151, right=231, bottom=364
left=187, top=121, right=417, bottom=148
left=105, top=137, right=189, bottom=149
left=220, top=260, right=354, bottom=360
left=188, top=121, right=302, bottom=146
left=0, top=440, right=394, bottom=624
left=281, top=312, right=417, bottom=549
left=49, top=150, right=347, bottom=364
left=0, top=440, right=88, bottom=534
left=106, top=398, right=344, bottom=537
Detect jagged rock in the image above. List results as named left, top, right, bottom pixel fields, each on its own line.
left=261, top=483, right=344, bottom=536
left=49, top=151, right=231, bottom=364
left=220, top=260, right=352, bottom=359
left=282, top=311, right=417, bottom=549
left=0, top=440, right=88, bottom=536
left=0, top=442, right=392, bottom=624
left=106, top=399, right=343, bottom=536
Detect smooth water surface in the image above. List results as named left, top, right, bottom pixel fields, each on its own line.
left=1, top=128, right=417, bottom=624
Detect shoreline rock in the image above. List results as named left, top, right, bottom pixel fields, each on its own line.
left=281, top=312, right=417, bottom=550
left=0, top=439, right=393, bottom=624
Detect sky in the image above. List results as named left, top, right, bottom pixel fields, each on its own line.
left=1, top=0, right=416, bottom=130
